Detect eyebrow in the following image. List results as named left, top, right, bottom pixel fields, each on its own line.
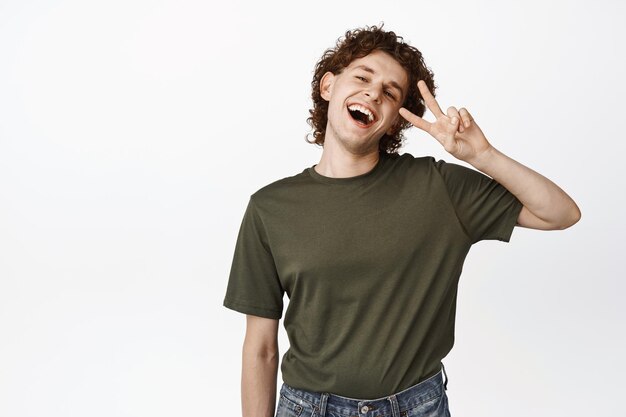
left=353, top=65, right=405, bottom=97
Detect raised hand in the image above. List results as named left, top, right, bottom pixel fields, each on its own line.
left=399, top=80, right=493, bottom=164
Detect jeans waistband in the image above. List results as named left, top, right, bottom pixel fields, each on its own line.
left=280, top=362, right=448, bottom=417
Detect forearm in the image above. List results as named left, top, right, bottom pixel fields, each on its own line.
left=469, top=145, right=581, bottom=228
left=241, top=347, right=279, bottom=417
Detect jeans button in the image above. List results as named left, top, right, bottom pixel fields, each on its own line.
left=360, top=405, right=369, bottom=413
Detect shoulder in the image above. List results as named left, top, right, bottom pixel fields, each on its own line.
left=411, top=154, right=481, bottom=178
left=386, top=151, right=439, bottom=173
left=387, top=151, right=436, bottom=164
left=386, top=153, right=484, bottom=187
left=249, top=168, right=311, bottom=209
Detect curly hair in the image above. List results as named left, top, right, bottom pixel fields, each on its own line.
left=305, top=23, right=437, bottom=155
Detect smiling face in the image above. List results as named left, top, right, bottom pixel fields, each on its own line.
left=320, top=49, right=409, bottom=154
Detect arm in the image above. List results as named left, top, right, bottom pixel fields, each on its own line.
left=242, top=315, right=280, bottom=417
left=468, top=146, right=581, bottom=230
left=399, top=80, right=581, bottom=231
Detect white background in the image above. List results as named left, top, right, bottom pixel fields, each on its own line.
left=1, top=0, right=624, bottom=416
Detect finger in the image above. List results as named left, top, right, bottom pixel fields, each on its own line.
left=455, top=107, right=465, bottom=132
left=446, top=107, right=462, bottom=133
left=417, top=80, right=445, bottom=119
left=399, top=107, right=431, bottom=132
left=446, top=106, right=461, bottom=128
left=459, top=107, right=473, bottom=128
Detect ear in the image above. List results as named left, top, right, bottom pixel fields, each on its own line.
left=320, top=71, right=335, bottom=101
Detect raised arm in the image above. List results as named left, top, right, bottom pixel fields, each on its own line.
left=399, top=80, right=581, bottom=230
left=467, top=146, right=581, bottom=230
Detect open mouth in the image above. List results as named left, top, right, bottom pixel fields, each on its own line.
left=347, top=104, right=376, bottom=128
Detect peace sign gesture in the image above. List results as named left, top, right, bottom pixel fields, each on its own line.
left=399, top=80, right=493, bottom=164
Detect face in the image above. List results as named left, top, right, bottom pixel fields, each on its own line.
left=320, top=49, right=409, bottom=154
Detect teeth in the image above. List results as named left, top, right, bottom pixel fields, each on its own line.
left=348, top=104, right=374, bottom=123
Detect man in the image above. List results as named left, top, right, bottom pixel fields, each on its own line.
left=223, top=24, right=581, bottom=417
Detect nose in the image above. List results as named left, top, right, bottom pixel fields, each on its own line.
left=364, top=85, right=382, bottom=103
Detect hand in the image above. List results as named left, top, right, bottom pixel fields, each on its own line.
left=399, top=80, right=493, bottom=164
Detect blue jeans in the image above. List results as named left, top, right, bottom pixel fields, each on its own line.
left=275, top=362, right=451, bottom=417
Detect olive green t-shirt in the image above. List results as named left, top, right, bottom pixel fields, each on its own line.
left=223, top=151, right=523, bottom=399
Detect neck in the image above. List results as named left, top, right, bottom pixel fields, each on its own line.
left=314, top=139, right=380, bottom=179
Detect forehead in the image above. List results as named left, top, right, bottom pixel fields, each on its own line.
left=345, top=50, right=408, bottom=87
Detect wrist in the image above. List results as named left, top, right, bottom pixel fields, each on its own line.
left=468, top=145, right=498, bottom=171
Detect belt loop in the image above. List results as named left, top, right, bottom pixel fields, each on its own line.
left=387, top=394, right=401, bottom=417
left=318, top=392, right=329, bottom=417
left=441, top=362, right=448, bottom=391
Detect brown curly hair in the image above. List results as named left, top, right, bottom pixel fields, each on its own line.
left=305, top=23, right=437, bottom=155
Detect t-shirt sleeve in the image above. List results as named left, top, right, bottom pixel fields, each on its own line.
left=432, top=157, right=524, bottom=244
left=223, top=196, right=284, bottom=319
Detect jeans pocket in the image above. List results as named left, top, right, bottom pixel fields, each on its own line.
left=276, top=392, right=309, bottom=417
left=404, top=389, right=449, bottom=417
